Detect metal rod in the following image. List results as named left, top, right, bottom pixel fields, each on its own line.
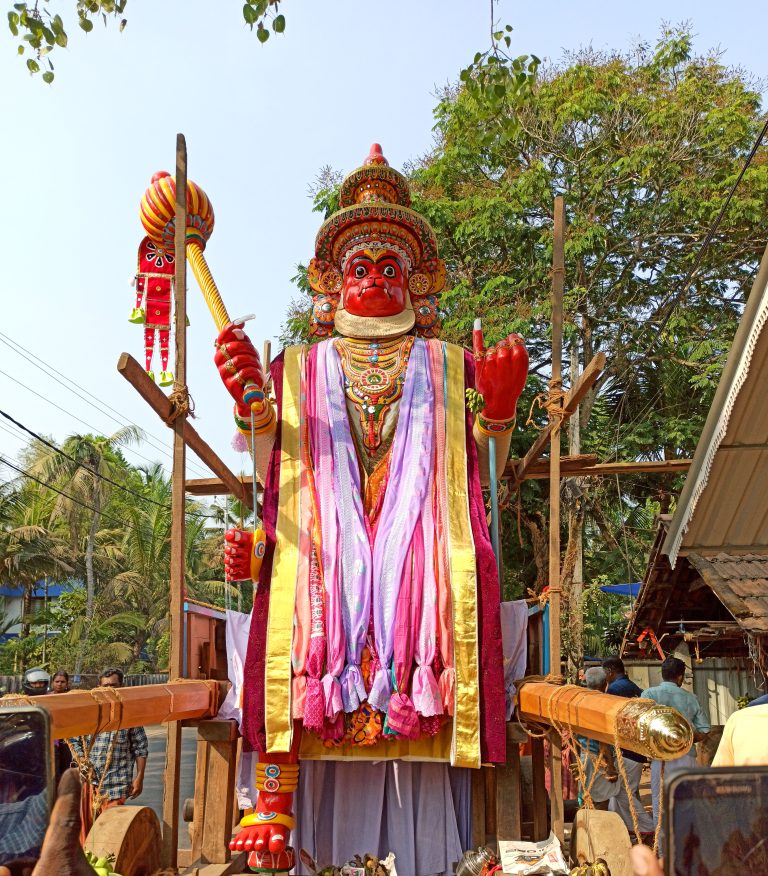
left=488, top=435, right=501, bottom=582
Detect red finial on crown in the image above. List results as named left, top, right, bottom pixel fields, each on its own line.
left=364, top=143, right=389, bottom=167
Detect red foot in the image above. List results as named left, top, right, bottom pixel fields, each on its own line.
left=229, top=823, right=288, bottom=855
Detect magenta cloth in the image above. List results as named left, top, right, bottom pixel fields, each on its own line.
left=240, top=346, right=507, bottom=765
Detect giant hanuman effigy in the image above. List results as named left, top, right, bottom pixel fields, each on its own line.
left=211, top=145, right=528, bottom=873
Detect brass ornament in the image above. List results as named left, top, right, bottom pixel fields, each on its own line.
left=615, top=698, right=694, bottom=759
left=408, top=272, right=431, bottom=295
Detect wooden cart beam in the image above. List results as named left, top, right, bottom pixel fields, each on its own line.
left=517, top=682, right=693, bottom=760
left=117, top=352, right=252, bottom=509
left=9, top=679, right=221, bottom=739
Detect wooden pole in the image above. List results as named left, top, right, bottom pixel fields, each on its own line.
left=548, top=195, right=565, bottom=841
left=162, top=133, right=188, bottom=869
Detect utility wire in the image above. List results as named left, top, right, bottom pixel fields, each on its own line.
left=0, top=455, right=138, bottom=530
left=0, top=366, right=187, bottom=475
left=0, top=330, right=213, bottom=479
left=0, top=408, right=168, bottom=510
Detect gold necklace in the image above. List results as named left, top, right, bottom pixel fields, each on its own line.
left=335, top=336, right=413, bottom=454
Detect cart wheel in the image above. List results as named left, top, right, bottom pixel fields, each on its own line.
left=85, top=805, right=161, bottom=876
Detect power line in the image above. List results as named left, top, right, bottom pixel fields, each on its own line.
left=0, top=408, right=168, bottom=510
left=0, top=330, right=213, bottom=479
left=0, top=366, right=188, bottom=475
left=0, top=455, right=137, bottom=530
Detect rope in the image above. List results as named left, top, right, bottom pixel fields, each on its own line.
left=653, top=761, right=665, bottom=855
left=165, top=381, right=195, bottom=423
left=612, top=731, right=643, bottom=845
left=526, top=377, right=567, bottom=433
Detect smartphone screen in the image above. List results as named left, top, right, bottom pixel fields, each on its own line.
left=0, top=705, right=53, bottom=867
left=666, top=767, right=768, bottom=875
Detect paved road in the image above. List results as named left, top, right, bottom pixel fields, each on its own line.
left=131, top=724, right=198, bottom=828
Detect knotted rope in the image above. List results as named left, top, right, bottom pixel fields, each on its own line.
left=165, top=381, right=195, bottom=423
left=526, top=376, right=566, bottom=434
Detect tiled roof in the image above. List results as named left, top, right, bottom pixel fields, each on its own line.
left=688, top=553, right=768, bottom=632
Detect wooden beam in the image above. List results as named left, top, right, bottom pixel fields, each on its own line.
left=507, top=456, right=692, bottom=481
left=548, top=195, right=565, bottom=843
left=513, top=351, right=606, bottom=484
left=117, top=352, right=252, bottom=509
left=6, top=680, right=221, bottom=738
left=164, top=132, right=187, bottom=870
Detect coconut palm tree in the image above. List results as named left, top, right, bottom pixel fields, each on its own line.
left=36, top=427, right=141, bottom=621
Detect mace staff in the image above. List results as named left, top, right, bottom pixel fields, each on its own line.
left=140, top=171, right=231, bottom=330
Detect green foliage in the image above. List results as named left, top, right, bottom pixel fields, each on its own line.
left=0, top=434, right=234, bottom=674
left=412, top=24, right=768, bottom=606
left=6, top=0, right=285, bottom=81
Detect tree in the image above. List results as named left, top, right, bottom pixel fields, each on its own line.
left=6, top=0, right=286, bottom=82
left=0, top=475, right=73, bottom=668
left=283, top=27, right=768, bottom=671
left=39, top=428, right=140, bottom=620
left=416, top=25, right=768, bottom=669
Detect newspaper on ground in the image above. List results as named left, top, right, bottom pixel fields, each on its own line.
left=498, top=832, right=569, bottom=875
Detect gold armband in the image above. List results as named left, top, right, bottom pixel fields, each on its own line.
left=240, top=810, right=296, bottom=831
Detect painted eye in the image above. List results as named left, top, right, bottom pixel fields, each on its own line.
left=383, top=265, right=396, bottom=278
left=355, top=265, right=367, bottom=279
left=419, top=305, right=431, bottom=315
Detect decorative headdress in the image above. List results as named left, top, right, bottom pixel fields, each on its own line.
left=309, top=144, right=445, bottom=338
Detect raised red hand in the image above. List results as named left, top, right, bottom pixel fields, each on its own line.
left=214, top=322, right=265, bottom=418
left=473, top=322, right=529, bottom=422
left=224, top=528, right=255, bottom=583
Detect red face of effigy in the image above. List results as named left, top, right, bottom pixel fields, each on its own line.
left=342, top=248, right=407, bottom=317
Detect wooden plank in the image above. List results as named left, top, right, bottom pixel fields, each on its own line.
left=189, top=736, right=210, bottom=863
left=196, top=718, right=239, bottom=743
left=530, top=736, right=549, bottom=841
left=117, top=353, right=252, bottom=509
left=201, top=739, right=238, bottom=864
left=513, top=351, right=606, bottom=483
left=163, top=132, right=189, bottom=870
left=496, top=725, right=523, bottom=842
left=471, top=767, right=487, bottom=848
left=508, top=456, right=692, bottom=481
left=548, top=195, right=565, bottom=843
left=14, top=680, right=221, bottom=738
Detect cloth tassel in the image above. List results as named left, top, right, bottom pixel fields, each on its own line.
left=231, top=430, right=249, bottom=452
left=412, top=665, right=443, bottom=717
left=303, top=676, right=325, bottom=733
left=368, top=666, right=393, bottom=712
left=340, top=663, right=368, bottom=712
left=292, top=674, right=307, bottom=719
left=321, top=673, right=343, bottom=720
left=438, top=667, right=456, bottom=716
left=387, top=691, right=420, bottom=739
left=321, top=711, right=345, bottom=743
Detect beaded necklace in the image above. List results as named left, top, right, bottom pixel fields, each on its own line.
left=334, top=335, right=414, bottom=455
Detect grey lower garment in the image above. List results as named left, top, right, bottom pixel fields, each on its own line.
left=292, top=760, right=471, bottom=875
left=608, top=758, right=655, bottom=834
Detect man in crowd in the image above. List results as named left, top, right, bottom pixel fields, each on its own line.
left=712, top=698, right=768, bottom=766
left=21, top=668, right=50, bottom=696
left=641, top=656, right=710, bottom=823
left=602, top=656, right=655, bottom=837
left=70, top=668, right=148, bottom=818
left=578, top=667, right=619, bottom=810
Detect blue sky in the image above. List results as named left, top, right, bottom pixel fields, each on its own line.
left=1, top=1, right=766, bottom=485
